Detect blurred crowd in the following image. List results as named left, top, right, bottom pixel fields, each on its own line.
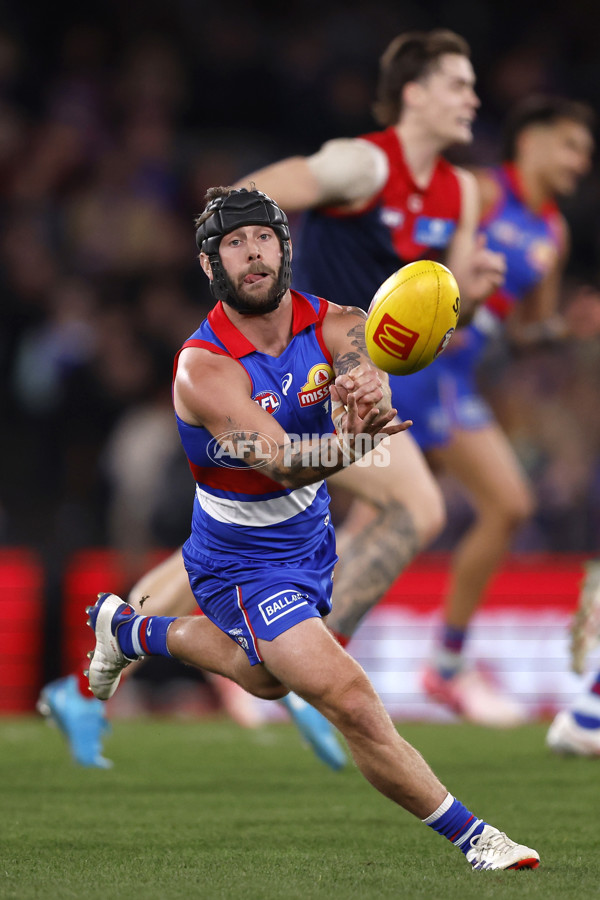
left=1, top=0, right=600, bottom=589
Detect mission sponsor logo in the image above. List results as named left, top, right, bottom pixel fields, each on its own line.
left=258, top=590, right=309, bottom=626
left=297, top=363, right=334, bottom=408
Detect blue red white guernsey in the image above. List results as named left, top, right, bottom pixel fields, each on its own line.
left=388, top=162, right=565, bottom=451
left=174, top=290, right=339, bottom=662
left=174, top=290, right=335, bottom=563
left=478, top=162, right=563, bottom=326
left=292, top=127, right=462, bottom=311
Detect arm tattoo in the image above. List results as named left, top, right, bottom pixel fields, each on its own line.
left=333, top=323, right=370, bottom=375
left=334, top=349, right=363, bottom=375
left=217, top=427, right=348, bottom=486
left=347, top=322, right=368, bottom=354
left=222, top=430, right=262, bottom=463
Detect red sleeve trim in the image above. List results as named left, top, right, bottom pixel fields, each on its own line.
left=315, top=297, right=333, bottom=364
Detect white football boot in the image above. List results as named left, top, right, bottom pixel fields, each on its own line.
left=546, top=709, right=600, bottom=757
left=465, top=824, right=540, bottom=870
left=86, top=592, right=135, bottom=700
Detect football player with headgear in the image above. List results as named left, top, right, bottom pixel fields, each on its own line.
left=38, top=28, right=506, bottom=770
left=84, top=185, right=539, bottom=872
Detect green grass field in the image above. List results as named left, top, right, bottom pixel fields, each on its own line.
left=2, top=716, right=598, bottom=899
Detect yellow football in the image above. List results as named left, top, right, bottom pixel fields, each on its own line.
left=365, top=260, right=461, bottom=375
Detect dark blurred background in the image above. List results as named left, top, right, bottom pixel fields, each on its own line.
left=1, top=0, right=600, bottom=687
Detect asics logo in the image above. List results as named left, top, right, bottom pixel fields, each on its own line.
left=281, top=373, right=293, bottom=395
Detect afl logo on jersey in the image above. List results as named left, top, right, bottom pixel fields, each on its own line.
left=254, top=390, right=281, bottom=414
left=297, top=363, right=334, bottom=408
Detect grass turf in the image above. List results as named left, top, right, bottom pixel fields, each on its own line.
left=1, top=716, right=598, bottom=899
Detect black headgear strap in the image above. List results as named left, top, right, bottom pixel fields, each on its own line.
left=195, top=189, right=292, bottom=314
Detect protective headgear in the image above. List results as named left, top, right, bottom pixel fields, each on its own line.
left=195, top=189, right=292, bottom=314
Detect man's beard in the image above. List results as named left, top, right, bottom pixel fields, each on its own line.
left=223, top=266, right=283, bottom=316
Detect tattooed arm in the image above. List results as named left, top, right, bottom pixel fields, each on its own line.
left=321, top=304, right=394, bottom=418
left=173, top=344, right=408, bottom=490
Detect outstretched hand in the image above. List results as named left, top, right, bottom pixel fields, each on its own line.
left=333, top=365, right=385, bottom=417
left=330, top=383, right=412, bottom=454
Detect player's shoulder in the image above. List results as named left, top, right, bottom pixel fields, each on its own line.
left=176, top=341, right=243, bottom=380
left=321, top=301, right=366, bottom=340
left=323, top=300, right=367, bottom=321
left=469, top=166, right=504, bottom=217
left=451, top=163, right=479, bottom=194
left=307, top=136, right=389, bottom=208
left=446, top=164, right=498, bottom=220
left=435, top=159, right=472, bottom=213
left=550, top=209, right=570, bottom=256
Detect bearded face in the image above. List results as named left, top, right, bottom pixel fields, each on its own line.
left=202, top=224, right=288, bottom=316
left=223, top=258, right=284, bottom=315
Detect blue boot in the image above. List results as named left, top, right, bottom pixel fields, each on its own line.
left=37, top=675, right=112, bottom=769
left=279, top=693, right=347, bottom=771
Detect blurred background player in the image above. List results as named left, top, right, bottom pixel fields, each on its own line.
left=236, top=28, right=505, bottom=655
left=38, top=27, right=507, bottom=763
left=387, top=95, right=596, bottom=723
left=547, top=557, right=600, bottom=755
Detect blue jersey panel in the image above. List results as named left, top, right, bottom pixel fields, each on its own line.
left=481, top=165, right=561, bottom=307
left=176, top=291, right=336, bottom=562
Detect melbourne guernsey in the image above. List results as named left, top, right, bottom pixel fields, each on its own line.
left=292, top=127, right=462, bottom=311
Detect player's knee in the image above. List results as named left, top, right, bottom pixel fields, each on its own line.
left=236, top=669, right=287, bottom=701
left=498, top=485, right=535, bottom=530
left=401, top=483, right=446, bottom=549
left=252, top=684, right=288, bottom=701
left=326, top=670, right=381, bottom=735
left=415, top=486, right=446, bottom=547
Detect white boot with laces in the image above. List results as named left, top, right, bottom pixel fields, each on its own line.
left=465, top=824, right=540, bottom=870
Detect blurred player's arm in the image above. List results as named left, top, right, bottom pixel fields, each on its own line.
left=446, top=168, right=506, bottom=324
left=234, top=138, right=389, bottom=211
left=506, top=216, right=569, bottom=347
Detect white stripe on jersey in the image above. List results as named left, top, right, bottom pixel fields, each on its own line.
left=195, top=481, right=324, bottom=527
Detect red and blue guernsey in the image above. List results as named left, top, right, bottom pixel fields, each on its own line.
left=478, top=162, right=564, bottom=327
left=173, top=290, right=335, bottom=563
left=292, top=127, right=462, bottom=310
left=443, top=161, right=564, bottom=368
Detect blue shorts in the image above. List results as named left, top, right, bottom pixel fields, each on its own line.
left=389, top=356, right=493, bottom=452
left=182, top=525, right=337, bottom=665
